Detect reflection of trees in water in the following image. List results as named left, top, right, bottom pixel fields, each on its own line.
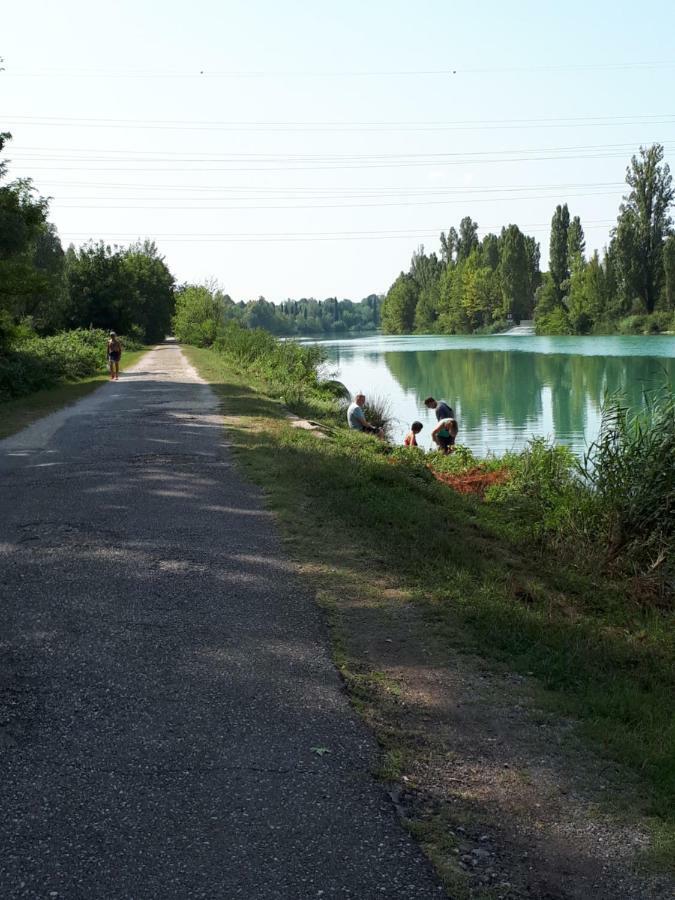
left=384, top=349, right=675, bottom=434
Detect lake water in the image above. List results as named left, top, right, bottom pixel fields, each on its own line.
left=309, top=334, right=675, bottom=456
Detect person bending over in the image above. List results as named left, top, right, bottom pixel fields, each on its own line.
left=431, top=417, right=458, bottom=454
left=424, top=396, right=455, bottom=421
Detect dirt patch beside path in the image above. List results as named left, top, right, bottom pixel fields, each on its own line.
left=319, top=583, right=673, bottom=900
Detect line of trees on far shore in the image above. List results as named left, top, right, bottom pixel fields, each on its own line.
left=381, top=144, right=675, bottom=336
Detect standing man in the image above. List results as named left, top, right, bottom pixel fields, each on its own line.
left=347, top=393, right=380, bottom=435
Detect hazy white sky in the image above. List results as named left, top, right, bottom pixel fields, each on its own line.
left=2, top=0, right=675, bottom=301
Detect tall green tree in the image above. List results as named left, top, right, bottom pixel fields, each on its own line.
left=381, top=273, right=418, bottom=334
left=499, top=225, right=531, bottom=322
left=549, top=203, right=570, bottom=301
left=663, top=234, right=675, bottom=310
left=523, top=235, right=541, bottom=299
left=613, top=143, right=674, bottom=313
left=439, top=226, right=458, bottom=264
left=457, top=216, right=479, bottom=262
left=122, top=241, right=175, bottom=342
left=480, top=233, right=500, bottom=270
left=567, top=215, right=586, bottom=264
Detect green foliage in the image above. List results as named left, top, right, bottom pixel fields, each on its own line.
left=0, top=328, right=142, bottom=401
left=499, top=223, right=532, bottom=321
left=172, top=283, right=237, bottom=346
left=381, top=273, right=419, bottom=334
left=614, top=144, right=674, bottom=314
left=534, top=304, right=572, bottom=335
left=663, top=234, right=675, bottom=310
left=64, top=241, right=174, bottom=342
left=487, top=438, right=579, bottom=529
left=121, top=241, right=175, bottom=342
left=616, top=312, right=674, bottom=334
left=212, top=321, right=332, bottom=411
left=580, top=389, right=675, bottom=575
left=549, top=203, right=571, bottom=301
left=361, top=394, right=395, bottom=440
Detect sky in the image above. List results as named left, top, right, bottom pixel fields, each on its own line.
left=2, top=0, right=675, bottom=302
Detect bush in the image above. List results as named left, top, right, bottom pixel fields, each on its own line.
left=617, top=312, right=673, bottom=334
left=0, top=328, right=143, bottom=402
left=213, top=322, right=334, bottom=411
left=535, top=307, right=572, bottom=335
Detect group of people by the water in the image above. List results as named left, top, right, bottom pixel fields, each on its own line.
left=347, top=393, right=458, bottom=454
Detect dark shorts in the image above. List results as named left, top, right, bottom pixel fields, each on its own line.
left=109, top=352, right=120, bottom=362
left=437, top=434, right=455, bottom=450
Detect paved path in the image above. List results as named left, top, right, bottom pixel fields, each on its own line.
left=0, top=344, right=444, bottom=899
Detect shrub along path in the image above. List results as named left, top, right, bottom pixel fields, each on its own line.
left=0, top=343, right=443, bottom=898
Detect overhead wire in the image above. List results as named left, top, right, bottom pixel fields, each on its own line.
left=3, top=113, right=675, bottom=132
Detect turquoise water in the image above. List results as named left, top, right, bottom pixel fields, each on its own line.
left=309, top=334, right=675, bottom=455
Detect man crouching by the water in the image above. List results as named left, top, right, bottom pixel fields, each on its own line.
left=347, top=392, right=382, bottom=436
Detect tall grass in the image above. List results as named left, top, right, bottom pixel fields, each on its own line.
left=580, top=389, right=675, bottom=579
left=213, top=322, right=336, bottom=416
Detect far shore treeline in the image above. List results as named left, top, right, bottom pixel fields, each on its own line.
left=380, top=143, right=675, bottom=337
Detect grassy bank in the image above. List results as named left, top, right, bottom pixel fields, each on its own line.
left=0, top=346, right=149, bottom=440
left=184, top=336, right=674, bottom=882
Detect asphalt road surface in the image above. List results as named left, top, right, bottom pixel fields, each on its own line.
left=0, top=344, right=444, bottom=899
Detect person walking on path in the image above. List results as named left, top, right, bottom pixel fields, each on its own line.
left=107, top=331, right=123, bottom=380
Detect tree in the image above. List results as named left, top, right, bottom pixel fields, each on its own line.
left=523, top=235, right=541, bottom=301
left=409, top=245, right=442, bottom=291
left=549, top=204, right=570, bottom=301
left=439, top=227, right=458, bottom=264
left=172, top=283, right=234, bottom=346
left=381, top=273, right=418, bottom=334
left=499, top=225, right=530, bottom=322
left=663, top=234, right=675, bottom=310
left=567, top=215, right=586, bottom=264
left=122, top=241, right=175, bottom=342
left=64, top=242, right=140, bottom=334
left=480, top=233, right=500, bottom=270
left=457, top=216, right=479, bottom=262
left=413, top=282, right=440, bottom=333
left=613, top=143, right=674, bottom=313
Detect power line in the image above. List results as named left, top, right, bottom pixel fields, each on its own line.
left=10, top=152, right=659, bottom=172
left=57, top=222, right=617, bottom=243
left=9, top=139, right=660, bottom=160
left=28, top=179, right=625, bottom=194
left=4, top=113, right=675, bottom=132
left=4, top=61, right=675, bottom=78
left=50, top=190, right=623, bottom=211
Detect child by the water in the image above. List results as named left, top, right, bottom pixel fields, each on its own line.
left=404, top=421, right=423, bottom=447
left=107, top=331, right=123, bottom=381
